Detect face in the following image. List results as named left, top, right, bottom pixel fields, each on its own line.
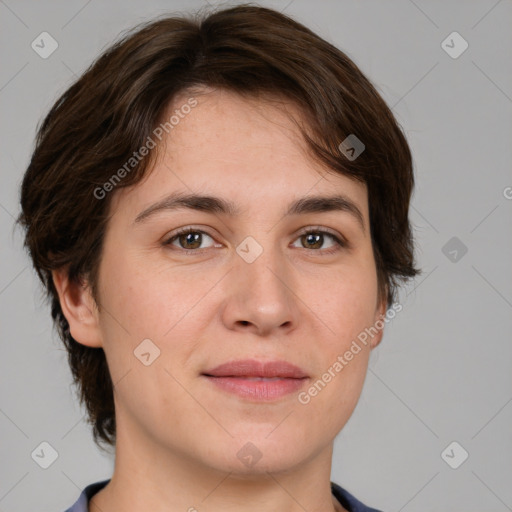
left=64, top=88, right=386, bottom=475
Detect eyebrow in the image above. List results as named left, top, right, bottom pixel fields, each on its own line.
left=133, top=191, right=365, bottom=232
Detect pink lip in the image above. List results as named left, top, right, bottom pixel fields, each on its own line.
left=203, top=359, right=308, bottom=378
left=202, top=359, right=309, bottom=401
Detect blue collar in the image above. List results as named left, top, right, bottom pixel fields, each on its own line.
left=65, top=479, right=383, bottom=512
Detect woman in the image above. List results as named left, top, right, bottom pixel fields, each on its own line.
left=18, top=5, right=419, bottom=511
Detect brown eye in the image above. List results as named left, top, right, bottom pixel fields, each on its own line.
left=164, top=229, right=216, bottom=251
left=177, top=232, right=202, bottom=249
left=292, top=229, right=345, bottom=253
left=301, top=232, right=324, bottom=249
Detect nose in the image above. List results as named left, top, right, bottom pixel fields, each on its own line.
left=220, top=240, right=301, bottom=337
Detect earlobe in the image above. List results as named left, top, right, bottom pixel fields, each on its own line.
left=370, top=295, right=388, bottom=349
left=52, top=268, right=103, bottom=348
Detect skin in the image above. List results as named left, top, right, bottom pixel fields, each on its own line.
left=53, top=88, right=387, bottom=512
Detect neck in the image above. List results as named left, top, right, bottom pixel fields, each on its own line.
left=89, top=420, right=347, bottom=512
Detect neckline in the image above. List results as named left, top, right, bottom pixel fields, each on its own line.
left=75, top=479, right=368, bottom=512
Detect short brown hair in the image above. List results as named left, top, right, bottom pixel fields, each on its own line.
left=17, top=4, right=420, bottom=447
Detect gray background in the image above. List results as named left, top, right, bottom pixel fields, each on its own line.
left=1, top=0, right=511, bottom=510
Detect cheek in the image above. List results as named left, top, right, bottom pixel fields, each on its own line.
left=310, top=262, right=380, bottom=349
left=98, top=257, right=160, bottom=337
left=94, top=251, right=208, bottom=405
left=98, top=248, right=205, bottom=338
left=300, top=260, right=378, bottom=414
left=95, top=248, right=223, bottom=386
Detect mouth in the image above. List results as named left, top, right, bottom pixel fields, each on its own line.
left=201, top=359, right=309, bottom=401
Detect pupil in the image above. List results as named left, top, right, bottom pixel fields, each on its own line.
left=182, top=232, right=201, bottom=249
left=305, top=233, right=322, bottom=249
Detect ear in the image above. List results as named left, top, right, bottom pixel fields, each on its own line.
left=52, top=268, right=103, bottom=348
left=370, top=293, right=388, bottom=349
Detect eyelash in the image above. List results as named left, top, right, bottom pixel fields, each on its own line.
left=162, top=226, right=347, bottom=255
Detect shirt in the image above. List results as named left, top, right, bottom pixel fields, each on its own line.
left=64, top=479, right=383, bottom=511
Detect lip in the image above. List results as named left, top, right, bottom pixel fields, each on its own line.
left=202, top=359, right=309, bottom=401
left=203, top=359, right=308, bottom=378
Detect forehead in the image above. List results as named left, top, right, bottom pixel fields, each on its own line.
left=164, top=88, right=313, bottom=169
left=110, top=88, right=368, bottom=222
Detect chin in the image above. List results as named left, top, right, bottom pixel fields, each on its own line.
left=203, top=432, right=312, bottom=477
left=212, top=452, right=306, bottom=478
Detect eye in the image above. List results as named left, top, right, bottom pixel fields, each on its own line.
left=163, top=226, right=347, bottom=254
left=163, top=228, right=219, bottom=251
left=291, top=228, right=346, bottom=253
